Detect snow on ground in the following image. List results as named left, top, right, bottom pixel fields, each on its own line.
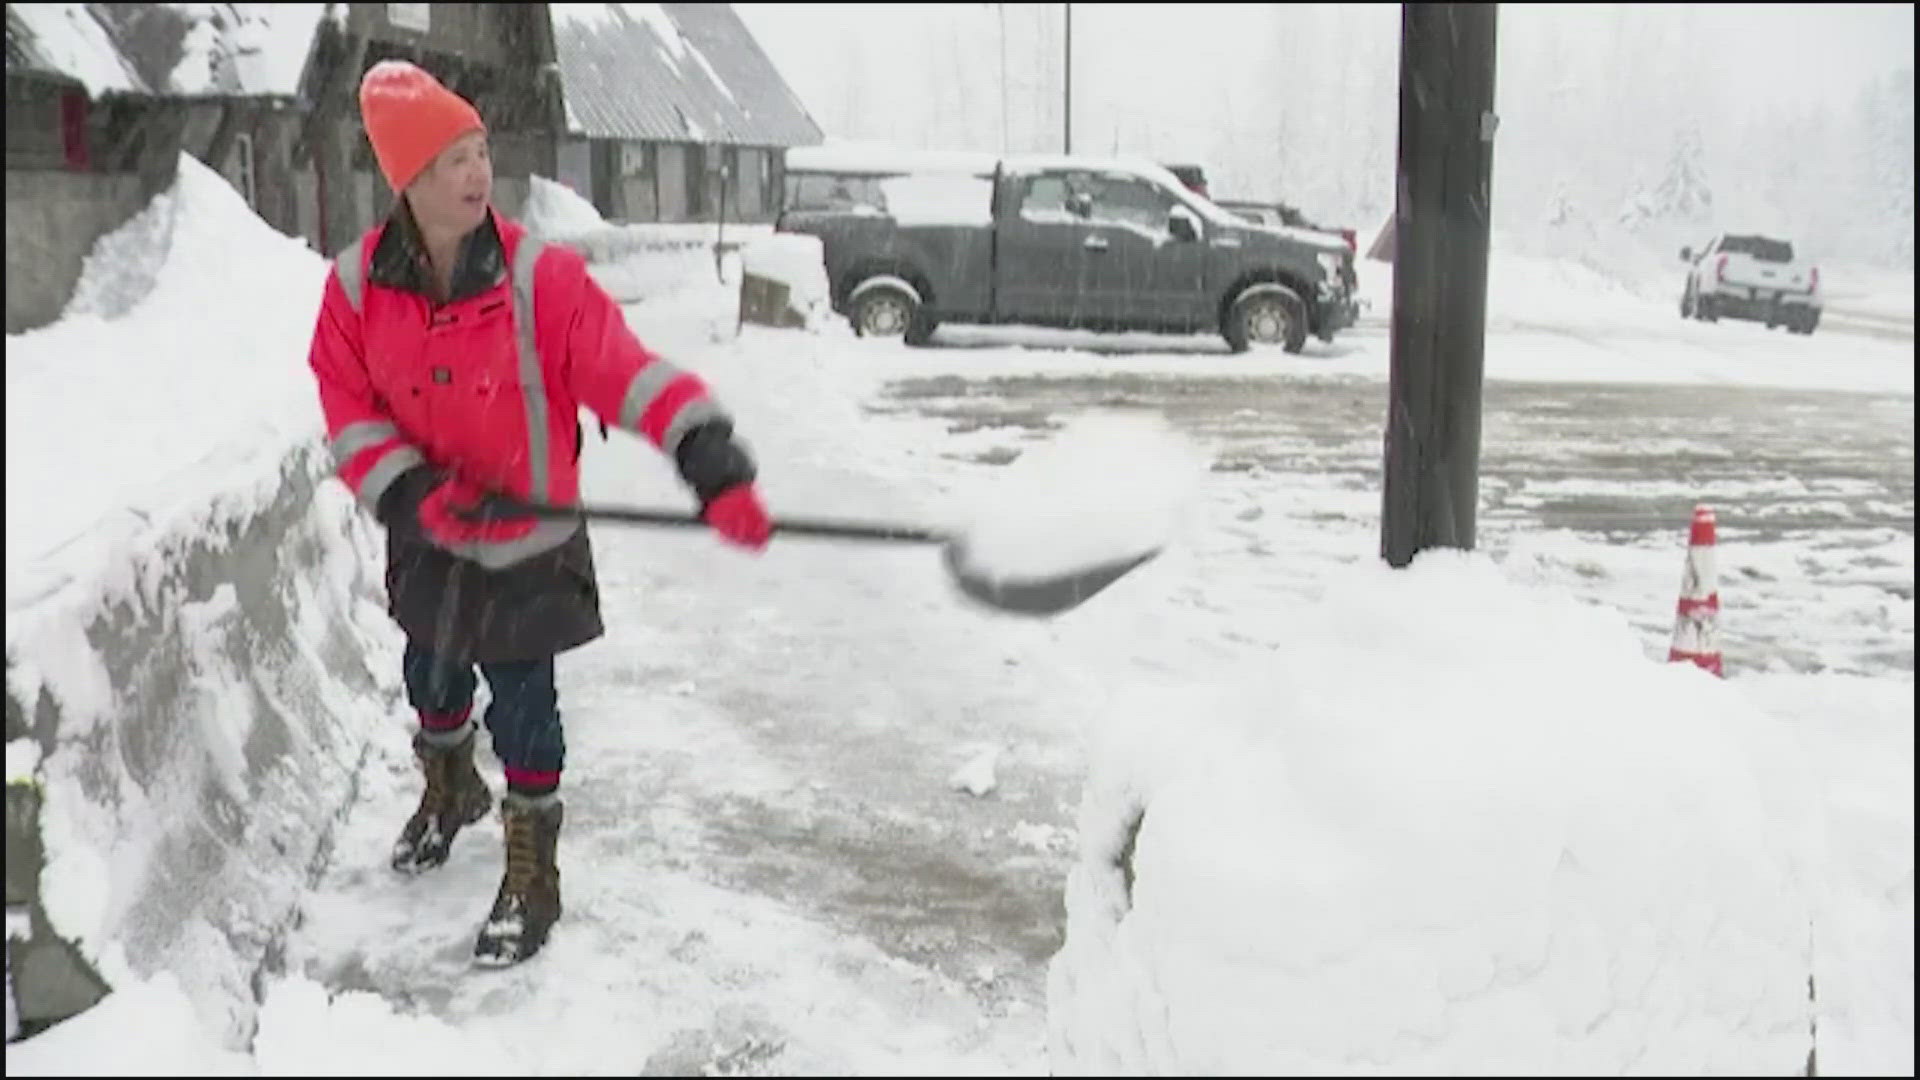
left=5, top=154, right=1909, bottom=1074
left=1047, top=552, right=1821, bottom=1074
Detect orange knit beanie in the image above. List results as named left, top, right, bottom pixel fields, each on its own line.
left=358, top=60, right=486, bottom=193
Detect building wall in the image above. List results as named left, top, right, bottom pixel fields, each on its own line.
left=655, top=142, right=688, bottom=222
left=554, top=136, right=592, bottom=204
left=4, top=169, right=151, bottom=333
left=4, top=79, right=185, bottom=333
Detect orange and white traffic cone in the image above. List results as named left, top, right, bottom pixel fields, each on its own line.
left=1668, top=505, right=1723, bottom=677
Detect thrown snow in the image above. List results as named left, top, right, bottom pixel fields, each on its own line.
left=950, top=414, right=1211, bottom=585
left=1048, top=550, right=1822, bottom=1075
left=949, top=744, right=1001, bottom=797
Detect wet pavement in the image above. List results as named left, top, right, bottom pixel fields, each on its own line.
left=872, top=372, right=1915, bottom=676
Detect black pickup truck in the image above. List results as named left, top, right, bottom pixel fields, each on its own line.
left=776, top=156, right=1358, bottom=353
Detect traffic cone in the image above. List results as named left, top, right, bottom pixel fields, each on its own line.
left=1668, top=505, right=1723, bottom=677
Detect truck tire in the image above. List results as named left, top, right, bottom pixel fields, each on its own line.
left=1696, top=295, right=1719, bottom=323
left=1680, top=286, right=1696, bottom=319
left=849, top=283, right=937, bottom=346
left=1793, top=311, right=1820, bottom=336
left=1223, top=285, right=1308, bottom=354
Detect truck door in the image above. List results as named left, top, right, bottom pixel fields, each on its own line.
left=994, top=172, right=1094, bottom=325
left=1082, top=175, right=1211, bottom=328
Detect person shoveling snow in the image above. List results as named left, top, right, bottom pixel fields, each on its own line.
left=304, top=64, right=1187, bottom=972
left=306, top=61, right=774, bottom=967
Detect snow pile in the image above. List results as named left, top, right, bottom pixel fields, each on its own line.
left=6, top=152, right=328, bottom=573
left=741, top=232, right=828, bottom=309
left=1049, top=551, right=1820, bottom=1074
left=1738, top=674, right=1914, bottom=1077
left=519, top=174, right=607, bottom=238
left=5, top=153, right=394, bottom=1047
left=951, top=414, right=1210, bottom=585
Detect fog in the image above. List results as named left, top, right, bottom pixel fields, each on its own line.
left=736, top=3, right=1915, bottom=274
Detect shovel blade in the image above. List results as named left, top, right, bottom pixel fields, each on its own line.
left=943, top=544, right=1160, bottom=616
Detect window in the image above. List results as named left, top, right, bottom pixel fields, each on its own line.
left=1019, top=174, right=1075, bottom=222
left=785, top=172, right=887, bottom=213
left=1719, top=235, right=1795, bottom=263
left=1088, top=177, right=1172, bottom=232
left=387, top=3, right=430, bottom=33
left=620, top=142, right=653, bottom=179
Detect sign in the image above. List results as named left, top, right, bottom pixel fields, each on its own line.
left=387, top=3, right=430, bottom=33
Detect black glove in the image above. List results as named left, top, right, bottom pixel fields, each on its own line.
left=674, top=421, right=757, bottom=508
left=375, top=463, right=446, bottom=543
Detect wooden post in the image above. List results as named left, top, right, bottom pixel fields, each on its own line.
left=1381, top=3, right=1498, bottom=568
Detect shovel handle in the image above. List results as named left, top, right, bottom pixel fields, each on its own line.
left=467, top=494, right=948, bottom=546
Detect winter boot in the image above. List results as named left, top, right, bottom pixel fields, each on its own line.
left=390, top=727, right=495, bottom=874
left=473, top=792, right=564, bottom=967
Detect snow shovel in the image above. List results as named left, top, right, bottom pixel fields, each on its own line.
left=464, top=495, right=1159, bottom=617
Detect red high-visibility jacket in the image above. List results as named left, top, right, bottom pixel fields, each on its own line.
left=306, top=207, right=728, bottom=659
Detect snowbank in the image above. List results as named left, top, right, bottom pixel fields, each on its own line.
left=6, top=153, right=329, bottom=573
left=5, top=154, right=395, bottom=1044
left=1048, top=551, right=1821, bottom=1074
left=1738, top=673, right=1914, bottom=1077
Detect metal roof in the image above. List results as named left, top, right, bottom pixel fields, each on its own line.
left=549, top=3, right=822, bottom=148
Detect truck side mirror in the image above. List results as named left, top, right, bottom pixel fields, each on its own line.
left=1679, top=246, right=1693, bottom=263
left=1168, top=207, right=1199, bottom=243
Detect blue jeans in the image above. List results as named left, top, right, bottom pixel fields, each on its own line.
left=402, top=642, right=563, bottom=790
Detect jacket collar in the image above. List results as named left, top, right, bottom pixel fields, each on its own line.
left=369, top=200, right=507, bottom=303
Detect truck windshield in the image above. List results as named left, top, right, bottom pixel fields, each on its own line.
left=1719, top=235, right=1795, bottom=263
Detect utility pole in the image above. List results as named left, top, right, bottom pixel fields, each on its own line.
left=998, top=4, right=1010, bottom=153
left=1063, top=2, right=1072, bottom=154
left=1381, top=3, right=1498, bottom=568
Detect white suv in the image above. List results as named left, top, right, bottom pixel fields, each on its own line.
left=1680, top=234, right=1821, bottom=335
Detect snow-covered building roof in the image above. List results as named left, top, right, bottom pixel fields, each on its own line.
left=5, top=3, right=325, bottom=101
left=550, top=3, right=823, bottom=147
left=5, top=3, right=149, bottom=96
left=160, top=3, right=326, bottom=99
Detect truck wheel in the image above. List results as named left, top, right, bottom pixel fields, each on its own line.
left=1680, top=287, right=1696, bottom=319
left=850, top=284, right=934, bottom=344
left=1697, top=296, right=1719, bottom=323
left=1223, top=286, right=1308, bottom=354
